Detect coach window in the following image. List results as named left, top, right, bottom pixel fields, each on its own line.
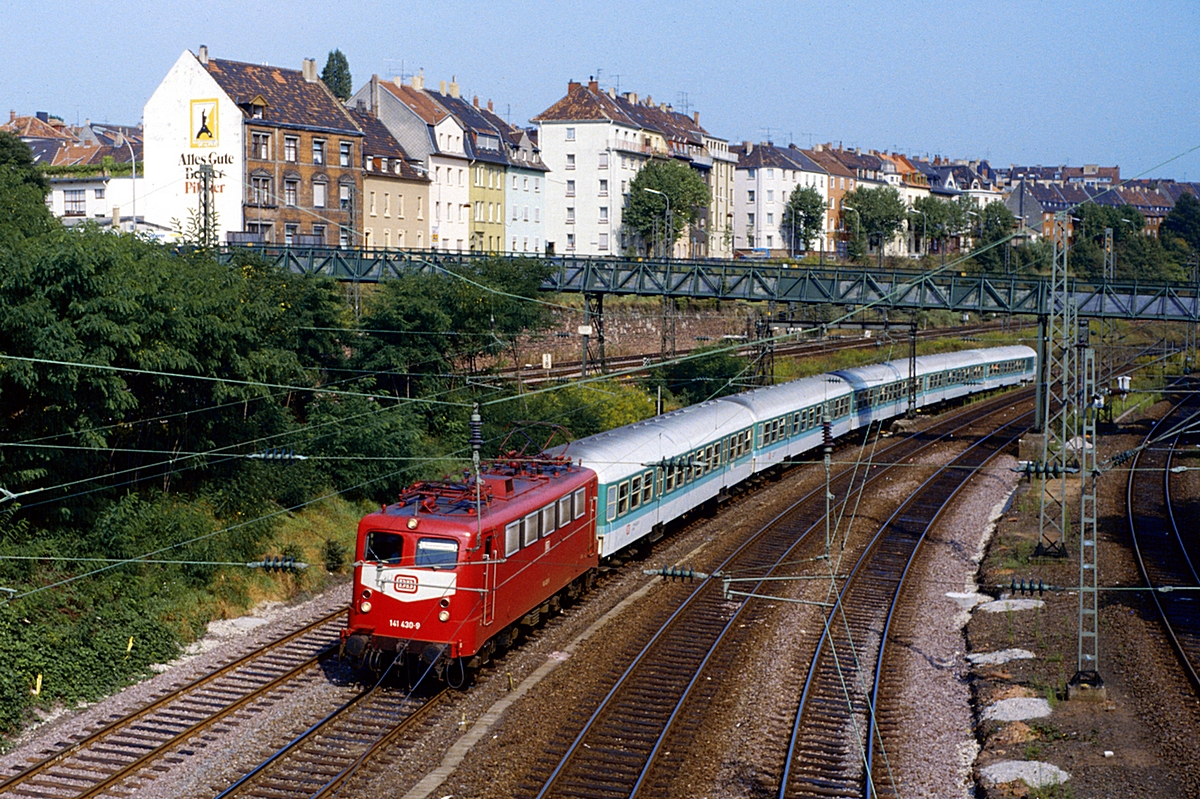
left=618, top=481, right=630, bottom=515
left=558, top=495, right=572, bottom=527
left=642, top=470, right=654, bottom=503
left=606, top=486, right=617, bottom=522
left=630, top=476, right=642, bottom=509
left=415, top=538, right=458, bottom=569
left=523, top=512, right=540, bottom=546
left=542, top=505, right=556, bottom=537
left=364, top=531, right=403, bottom=564
left=505, top=521, right=520, bottom=557
left=574, top=488, right=587, bottom=519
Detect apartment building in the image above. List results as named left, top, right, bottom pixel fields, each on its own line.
left=349, top=107, right=430, bottom=249
left=732, top=141, right=828, bottom=255
left=144, top=47, right=363, bottom=245
left=352, top=73, right=471, bottom=252
left=534, top=78, right=730, bottom=258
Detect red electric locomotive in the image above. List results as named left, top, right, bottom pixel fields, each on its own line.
left=341, top=452, right=598, bottom=687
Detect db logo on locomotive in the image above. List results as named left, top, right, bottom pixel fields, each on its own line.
left=393, top=574, right=418, bottom=593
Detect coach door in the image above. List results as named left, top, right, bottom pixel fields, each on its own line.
left=482, top=534, right=497, bottom=626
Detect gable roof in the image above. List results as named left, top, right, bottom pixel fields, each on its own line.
left=1, top=113, right=78, bottom=141
left=802, top=147, right=855, bottom=179
left=203, top=57, right=361, bottom=136
left=346, top=108, right=426, bottom=181
left=379, top=79, right=453, bottom=126
left=733, top=141, right=826, bottom=174
left=532, top=80, right=639, bottom=125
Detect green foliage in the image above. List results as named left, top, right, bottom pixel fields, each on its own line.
left=645, top=346, right=752, bottom=406
left=483, top=380, right=655, bottom=452
left=781, top=185, right=825, bottom=254
left=322, top=537, right=346, bottom=573
left=841, top=185, right=906, bottom=261
left=625, top=160, right=711, bottom=255
left=320, top=49, right=353, bottom=101
left=969, top=202, right=1018, bottom=272
left=1065, top=202, right=1183, bottom=282
left=1161, top=191, right=1200, bottom=255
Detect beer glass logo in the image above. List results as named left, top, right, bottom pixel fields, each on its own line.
left=190, top=99, right=219, bottom=148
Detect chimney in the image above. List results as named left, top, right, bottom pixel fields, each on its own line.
left=813, top=143, right=824, bottom=152
left=111, top=206, right=120, bottom=228
left=626, top=92, right=638, bottom=104
left=855, top=147, right=862, bottom=155
left=8, top=110, right=14, bottom=122
left=449, top=76, right=460, bottom=98
left=411, top=69, right=425, bottom=90
left=607, top=86, right=616, bottom=98
left=487, top=99, right=493, bottom=112
left=588, top=77, right=599, bottom=93
left=439, top=79, right=446, bottom=95
left=568, top=80, right=581, bottom=93
left=198, top=45, right=208, bottom=65
left=693, top=111, right=700, bottom=125
left=302, top=58, right=317, bottom=82
left=36, top=111, right=48, bottom=123
left=645, top=95, right=652, bottom=106
left=473, top=95, right=479, bottom=108
left=744, top=141, right=753, bottom=155
left=371, top=74, right=381, bottom=115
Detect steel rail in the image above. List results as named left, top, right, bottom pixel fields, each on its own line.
left=0, top=608, right=345, bottom=798
left=780, top=408, right=1031, bottom=799
left=531, top=386, right=1031, bottom=799
left=1127, top=393, right=1200, bottom=693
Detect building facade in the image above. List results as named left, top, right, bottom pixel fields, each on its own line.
left=732, top=141, right=828, bottom=255
left=144, top=48, right=363, bottom=245
left=350, top=107, right=430, bottom=250
left=351, top=74, right=471, bottom=252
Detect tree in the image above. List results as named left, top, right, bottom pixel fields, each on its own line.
left=0, top=132, right=53, bottom=243
left=969, top=202, right=1018, bottom=273
left=320, top=49, right=352, bottom=101
left=781, top=185, right=825, bottom=255
left=911, top=195, right=952, bottom=257
left=1162, top=191, right=1200, bottom=255
left=625, top=160, right=711, bottom=256
left=840, top=185, right=906, bottom=264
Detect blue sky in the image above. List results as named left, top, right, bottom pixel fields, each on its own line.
left=5, top=0, right=1199, bottom=179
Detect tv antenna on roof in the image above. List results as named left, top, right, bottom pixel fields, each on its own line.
left=384, top=59, right=412, bottom=83
left=677, top=92, right=691, bottom=115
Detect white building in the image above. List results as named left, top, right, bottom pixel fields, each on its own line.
left=534, top=79, right=730, bottom=258
left=351, top=74, right=471, bottom=252
left=733, top=142, right=828, bottom=254
left=494, top=124, right=548, bottom=254
left=143, top=49, right=245, bottom=241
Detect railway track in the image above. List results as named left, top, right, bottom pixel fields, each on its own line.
left=520, top=386, right=1031, bottom=799
left=0, top=608, right=346, bottom=799
left=507, top=320, right=1026, bottom=384
left=213, top=681, right=448, bottom=799
left=1127, top=389, right=1200, bottom=692
left=783, top=405, right=1031, bottom=798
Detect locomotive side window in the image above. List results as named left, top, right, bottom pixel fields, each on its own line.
left=364, top=531, right=403, bottom=564
left=505, top=521, right=520, bottom=557
left=523, top=512, right=540, bottom=546
left=574, top=488, right=587, bottom=519
left=542, top=505, right=556, bottom=536
left=415, top=537, right=458, bottom=568
left=558, top=495, right=572, bottom=526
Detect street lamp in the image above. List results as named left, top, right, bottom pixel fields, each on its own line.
left=121, top=134, right=137, bottom=232
left=907, top=207, right=927, bottom=258
left=967, top=209, right=980, bottom=249
left=642, top=187, right=670, bottom=259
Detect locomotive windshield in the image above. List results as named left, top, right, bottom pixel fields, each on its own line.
left=415, top=537, right=459, bottom=568
left=364, top=531, right=403, bottom=564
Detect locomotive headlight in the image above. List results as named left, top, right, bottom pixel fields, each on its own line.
left=438, top=610, right=451, bottom=622
left=359, top=601, right=373, bottom=613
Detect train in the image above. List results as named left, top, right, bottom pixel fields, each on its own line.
left=340, top=345, right=1035, bottom=685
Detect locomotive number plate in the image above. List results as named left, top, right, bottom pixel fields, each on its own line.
left=394, top=574, right=418, bottom=593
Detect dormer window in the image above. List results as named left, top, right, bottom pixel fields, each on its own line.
left=381, top=157, right=389, bottom=172
left=251, top=104, right=264, bottom=119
